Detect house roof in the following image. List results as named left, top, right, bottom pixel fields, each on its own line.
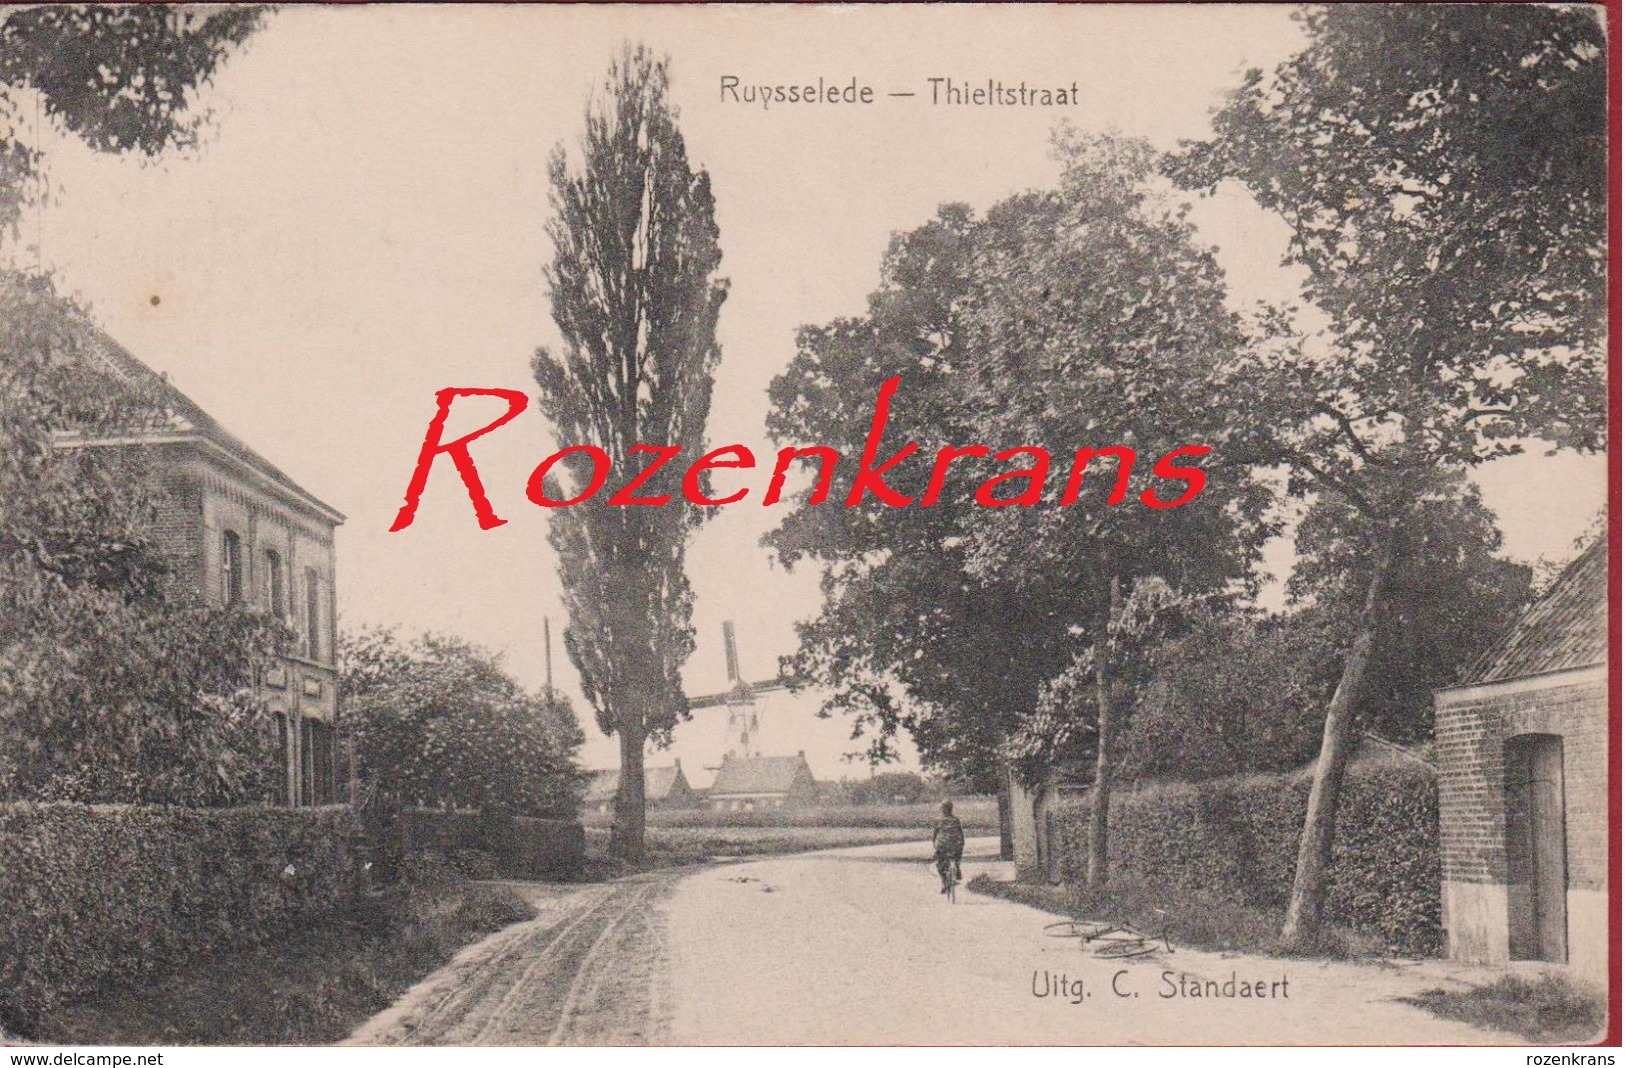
left=1457, top=539, right=1607, bottom=686
left=584, top=764, right=686, bottom=802
left=708, top=754, right=813, bottom=797
left=69, top=327, right=344, bottom=526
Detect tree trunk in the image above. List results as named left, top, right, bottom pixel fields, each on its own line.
left=1087, top=574, right=1122, bottom=889
left=1280, top=523, right=1396, bottom=948
left=996, top=765, right=1014, bottom=861
left=611, top=723, right=647, bottom=862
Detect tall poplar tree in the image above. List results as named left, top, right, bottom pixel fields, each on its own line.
left=533, top=46, right=727, bottom=861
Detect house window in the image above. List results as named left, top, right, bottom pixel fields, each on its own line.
left=264, top=549, right=285, bottom=619
left=222, top=531, right=243, bottom=606
left=301, top=719, right=337, bottom=806
left=305, top=567, right=321, bottom=660
left=274, top=712, right=291, bottom=804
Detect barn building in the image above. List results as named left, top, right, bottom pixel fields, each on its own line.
left=583, top=762, right=697, bottom=815
left=706, top=752, right=818, bottom=811
left=1434, top=540, right=1609, bottom=985
left=60, top=330, right=345, bottom=807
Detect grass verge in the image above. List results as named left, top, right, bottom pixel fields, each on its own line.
left=581, top=798, right=999, bottom=832
left=967, top=872, right=1383, bottom=959
left=583, top=824, right=931, bottom=875
left=1401, top=974, right=1608, bottom=1044
left=27, top=876, right=533, bottom=1045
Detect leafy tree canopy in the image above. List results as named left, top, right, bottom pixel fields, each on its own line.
left=766, top=133, right=1275, bottom=786
left=0, top=5, right=265, bottom=236
left=1287, top=472, right=1532, bottom=742
left=1168, top=3, right=1607, bottom=482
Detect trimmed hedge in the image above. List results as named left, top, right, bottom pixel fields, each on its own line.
left=0, top=802, right=356, bottom=1028
left=363, top=807, right=584, bottom=882
left=1047, top=765, right=1440, bottom=955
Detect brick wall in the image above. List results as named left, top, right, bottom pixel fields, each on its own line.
left=1436, top=668, right=1608, bottom=892
left=149, top=468, right=205, bottom=597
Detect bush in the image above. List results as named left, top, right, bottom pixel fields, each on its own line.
left=0, top=802, right=357, bottom=1029
left=1046, top=765, right=1439, bottom=955
left=341, top=630, right=585, bottom=818
left=841, top=772, right=938, bottom=806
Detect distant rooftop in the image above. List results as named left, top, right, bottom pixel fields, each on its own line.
left=584, top=764, right=686, bottom=802
left=709, top=753, right=813, bottom=797
left=1458, top=539, right=1606, bottom=686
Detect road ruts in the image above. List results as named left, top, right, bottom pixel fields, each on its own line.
left=347, top=871, right=677, bottom=1046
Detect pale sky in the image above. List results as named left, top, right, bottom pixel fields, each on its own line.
left=18, top=5, right=1605, bottom=781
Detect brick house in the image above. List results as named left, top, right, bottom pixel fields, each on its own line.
left=61, top=331, right=345, bottom=807
left=582, top=761, right=697, bottom=815
left=705, top=752, right=818, bottom=811
left=1434, top=540, right=1608, bottom=984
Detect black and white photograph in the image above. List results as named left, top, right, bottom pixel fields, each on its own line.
left=0, top=2, right=1613, bottom=1050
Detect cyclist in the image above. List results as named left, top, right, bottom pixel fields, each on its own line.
left=931, top=799, right=965, bottom=894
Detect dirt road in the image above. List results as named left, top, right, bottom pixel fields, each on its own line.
left=350, top=838, right=1520, bottom=1045
left=346, top=870, right=679, bottom=1045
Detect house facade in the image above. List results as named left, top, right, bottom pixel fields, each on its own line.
left=705, top=752, right=818, bottom=811
left=1434, top=541, right=1609, bottom=986
left=65, top=332, right=345, bottom=807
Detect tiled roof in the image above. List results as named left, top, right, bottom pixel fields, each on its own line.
left=80, top=328, right=343, bottom=525
left=1458, top=539, right=1607, bottom=685
left=584, top=765, right=685, bottom=802
left=708, top=754, right=812, bottom=797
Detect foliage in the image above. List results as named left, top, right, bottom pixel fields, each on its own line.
left=531, top=45, right=726, bottom=857
left=0, top=591, right=290, bottom=805
left=1168, top=4, right=1607, bottom=472
left=1166, top=2, right=1606, bottom=943
left=0, top=801, right=356, bottom=1031
left=0, top=10, right=277, bottom=805
left=0, top=272, right=291, bottom=805
left=1123, top=612, right=1341, bottom=782
left=1003, top=576, right=1215, bottom=782
left=766, top=133, right=1272, bottom=787
left=29, top=880, right=531, bottom=1046
left=840, top=771, right=938, bottom=806
left=1044, top=764, right=1442, bottom=956
left=1288, top=473, right=1532, bottom=741
left=340, top=629, right=585, bottom=818
left=0, top=5, right=265, bottom=239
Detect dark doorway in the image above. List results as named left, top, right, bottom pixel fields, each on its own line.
left=1505, top=733, right=1568, bottom=962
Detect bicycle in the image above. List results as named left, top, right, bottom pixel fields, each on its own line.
left=1042, top=918, right=1170, bottom=958
left=934, top=854, right=961, bottom=903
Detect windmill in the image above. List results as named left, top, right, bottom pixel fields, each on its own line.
left=685, top=621, right=793, bottom=761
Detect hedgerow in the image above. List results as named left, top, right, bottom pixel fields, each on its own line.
left=1047, top=765, right=1440, bottom=955
left=0, top=802, right=356, bottom=1029
left=579, top=798, right=1000, bottom=831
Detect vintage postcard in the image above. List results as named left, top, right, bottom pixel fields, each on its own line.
left=0, top=1, right=1613, bottom=1051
